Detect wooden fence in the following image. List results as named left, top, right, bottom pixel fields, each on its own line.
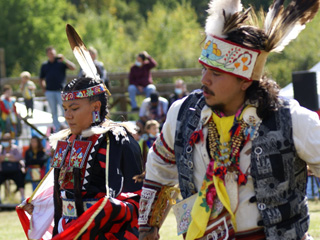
left=0, top=68, right=202, bottom=116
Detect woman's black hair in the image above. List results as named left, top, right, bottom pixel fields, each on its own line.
left=62, top=77, right=108, bottom=124
left=29, top=136, right=44, bottom=152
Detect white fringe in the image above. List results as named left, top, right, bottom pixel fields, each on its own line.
left=49, top=120, right=137, bottom=149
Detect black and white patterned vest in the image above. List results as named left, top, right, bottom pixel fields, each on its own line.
left=174, top=92, right=309, bottom=240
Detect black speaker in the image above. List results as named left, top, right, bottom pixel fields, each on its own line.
left=292, top=71, right=319, bottom=111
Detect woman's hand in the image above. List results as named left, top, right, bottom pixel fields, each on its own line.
left=21, top=203, right=34, bottom=215
left=132, top=172, right=145, bottom=183
left=139, top=227, right=160, bottom=240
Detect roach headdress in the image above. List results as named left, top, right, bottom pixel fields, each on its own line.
left=199, top=0, right=320, bottom=81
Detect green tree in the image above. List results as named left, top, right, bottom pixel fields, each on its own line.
left=136, top=2, right=202, bottom=71
left=0, top=0, right=77, bottom=77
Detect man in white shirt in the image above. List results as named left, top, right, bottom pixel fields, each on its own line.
left=137, top=91, right=168, bottom=134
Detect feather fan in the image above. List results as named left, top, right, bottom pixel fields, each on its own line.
left=66, top=24, right=99, bottom=80
left=264, top=0, right=320, bottom=52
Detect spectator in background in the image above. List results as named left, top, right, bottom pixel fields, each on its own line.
left=133, top=120, right=160, bottom=184
left=140, top=120, right=160, bottom=169
left=168, top=79, right=189, bottom=108
left=0, top=132, right=25, bottom=203
left=78, top=46, right=109, bottom=88
left=25, top=136, right=48, bottom=191
left=128, top=51, right=157, bottom=111
left=39, top=46, right=76, bottom=132
left=137, top=91, right=168, bottom=134
left=0, top=85, right=21, bottom=138
left=20, top=71, right=36, bottom=118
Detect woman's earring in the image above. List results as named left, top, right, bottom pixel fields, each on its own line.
left=92, top=110, right=101, bottom=123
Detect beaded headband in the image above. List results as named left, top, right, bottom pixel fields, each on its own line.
left=199, top=35, right=268, bottom=81
left=61, top=83, right=109, bottom=101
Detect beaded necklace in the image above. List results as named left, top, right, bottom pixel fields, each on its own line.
left=207, top=116, right=248, bottom=185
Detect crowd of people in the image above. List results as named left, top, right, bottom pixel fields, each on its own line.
left=0, top=43, right=189, bottom=207
left=1, top=0, right=320, bottom=239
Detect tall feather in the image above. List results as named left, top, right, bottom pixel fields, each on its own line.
left=264, top=0, right=320, bottom=52
left=205, top=0, right=243, bottom=37
left=66, top=24, right=99, bottom=80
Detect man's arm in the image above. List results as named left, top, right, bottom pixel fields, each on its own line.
left=39, top=78, right=46, bottom=92
left=139, top=100, right=148, bottom=121
left=291, top=99, right=320, bottom=176
left=138, top=100, right=182, bottom=239
left=142, top=51, right=157, bottom=69
left=140, top=116, right=149, bottom=123
left=39, top=64, right=46, bottom=92
left=145, top=56, right=157, bottom=69
left=57, top=54, right=76, bottom=70
left=129, top=66, right=137, bottom=85
left=64, top=58, right=76, bottom=70
left=63, top=58, right=76, bottom=70
left=158, top=99, right=169, bottom=124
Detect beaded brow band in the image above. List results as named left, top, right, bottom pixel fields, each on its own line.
left=61, top=83, right=109, bottom=101
left=199, top=35, right=267, bottom=81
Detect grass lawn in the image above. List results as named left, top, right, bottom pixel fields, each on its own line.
left=1, top=183, right=319, bottom=239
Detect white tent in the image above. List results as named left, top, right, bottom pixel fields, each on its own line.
left=15, top=102, right=66, bottom=146
left=279, top=63, right=320, bottom=105
left=16, top=102, right=65, bottom=126
left=310, top=62, right=320, bottom=72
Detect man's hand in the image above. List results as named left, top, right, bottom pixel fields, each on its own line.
left=139, top=227, right=160, bottom=240
left=142, top=51, right=150, bottom=58
left=56, top=53, right=64, bottom=62
left=57, top=54, right=76, bottom=70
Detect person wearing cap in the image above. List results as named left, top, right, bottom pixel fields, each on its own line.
left=128, top=51, right=157, bottom=112
left=19, top=77, right=143, bottom=239
left=138, top=0, right=320, bottom=239
left=137, top=91, right=168, bottom=134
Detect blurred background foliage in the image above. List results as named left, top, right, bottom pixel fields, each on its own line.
left=1, top=0, right=320, bottom=87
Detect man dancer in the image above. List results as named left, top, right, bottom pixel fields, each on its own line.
left=138, top=0, right=320, bottom=239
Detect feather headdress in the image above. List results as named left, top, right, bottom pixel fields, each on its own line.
left=264, top=0, right=320, bottom=52
left=200, top=0, right=320, bottom=81
left=65, top=24, right=111, bottom=96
